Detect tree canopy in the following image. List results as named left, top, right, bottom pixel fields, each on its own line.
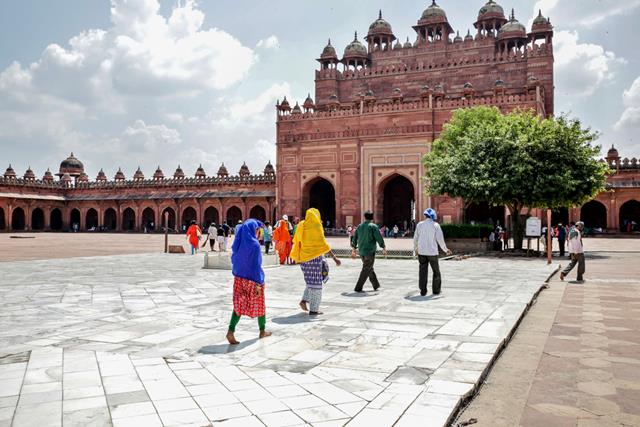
left=423, top=106, right=609, bottom=248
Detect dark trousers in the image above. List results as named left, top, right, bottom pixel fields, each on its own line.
left=418, top=255, right=442, bottom=295
left=558, top=239, right=565, bottom=257
left=209, top=238, right=216, bottom=250
left=265, top=241, right=271, bottom=254
left=562, top=253, right=585, bottom=281
left=355, top=255, right=380, bottom=291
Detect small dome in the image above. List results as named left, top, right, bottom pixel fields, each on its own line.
left=264, top=161, right=275, bottom=176
left=328, top=94, right=339, bottom=103
left=531, top=9, right=552, bottom=32
left=367, top=10, right=395, bottom=39
left=404, top=37, right=413, bottom=48
left=195, top=164, right=206, bottom=178
left=495, top=78, right=505, bottom=86
left=173, top=165, right=185, bottom=179
left=292, top=102, right=302, bottom=114
left=607, top=145, right=619, bottom=158
left=114, top=167, right=125, bottom=181
left=133, top=166, right=144, bottom=180
left=43, top=168, right=54, bottom=182
left=365, top=89, right=375, bottom=97
left=153, top=166, right=164, bottom=180
left=279, top=96, right=291, bottom=111
left=454, top=31, right=463, bottom=43
left=60, top=173, right=72, bottom=183
left=239, top=162, right=250, bottom=176
left=77, top=172, right=89, bottom=183
left=498, top=9, right=527, bottom=38
left=96, top=169, right=107, bottom=181
left=59, top=152, right=84, bottom=177
left=343, top=32, right=367, bottom=59
left=393, top=40, right=402, bottom=50
left=217, top=163, right=229, bottom=177
left=303, top=93, right=315, bottom=110
left=4, top=164, right=16, bottom=178
left=478, top=0, right=505, bottom=20
left=465, top=29, right=474, bottom=41
left=421, top=0, right=447, bottom=20
left=23, top=166, right=35, bottom=180
left=320, top=39, right=338, bottom=60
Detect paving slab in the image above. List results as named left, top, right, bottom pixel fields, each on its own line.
left=0, top=250, right=553, bottom=426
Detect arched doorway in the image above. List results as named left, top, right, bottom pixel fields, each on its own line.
left=551, top=208, right=569, bottom=226
left=465, top=202, right=505, bottom=226
left=380, top=175, right=414, bottom=232
left=85, top=209, right=98, bottom=230
left=70, top=209, right=81, bottom=231
left=303, top=178, right=336, bottom=227
left=50, top=208, right=63, bottom=231
left=580, top=200, right=607, bottom=230
left=249, top=205, right=267, bottom=222
left=142, top=207, right=155, bottom=231
left=226, top=206, right=242, bottom=226
left=122, top=208, right=136, bottom=231
left=161, top=207, right=176, bottom=230
left=31, top=208, right=45, bottom=230
left=104, top=208, right=117, bottom=231
left=619, top=200, right=640, bottom=232
left=12, top=207, right=26, bottom=230
left=0, top=207, right=5, bottom=230
left=204, top=206, right=219, bottom=226
left=182, top=207, right=197, bottom=228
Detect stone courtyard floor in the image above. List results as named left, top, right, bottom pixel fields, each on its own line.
left=0, top=251, right=553, bottom=426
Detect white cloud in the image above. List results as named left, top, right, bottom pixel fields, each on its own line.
left=255, top=139, right=276, bottom=164
left=257, top=35, right=280, bottom=50
left=531, top=0, right=640, bottom=28
left=123, top=119, right=182, bottom=150
left=212, top=82, right=292, bottom=129
left=554, top=30, right=625, bottom=98
left=614, top=77, right=640, bottom=131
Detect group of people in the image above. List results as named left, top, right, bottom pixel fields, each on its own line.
left=225, top=207, right=453, bottom=344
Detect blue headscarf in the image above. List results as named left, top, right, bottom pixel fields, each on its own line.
left=424, top=208, right=438, bottom=221
left=231, top=219, right=265, bottom=285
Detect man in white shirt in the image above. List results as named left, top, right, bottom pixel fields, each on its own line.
left=560, top=221, right=585, bottom=283
left=207, top=222, right=218, bottom=251
left=413, top=208, right=452, bottom=296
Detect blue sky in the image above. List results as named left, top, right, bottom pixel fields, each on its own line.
left=0, top=0, right=638, bottom=179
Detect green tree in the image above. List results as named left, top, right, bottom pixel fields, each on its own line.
left=423, top=106, right=609, bottom=249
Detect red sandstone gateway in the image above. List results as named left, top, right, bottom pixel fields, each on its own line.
left=0, top=2, right=639, bottom=233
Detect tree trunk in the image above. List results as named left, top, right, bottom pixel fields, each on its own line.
left=509, top=203, right=525, bottom=250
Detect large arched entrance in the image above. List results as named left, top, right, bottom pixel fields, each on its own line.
left=249, top=205, right=267, bottom=222
left=619, top=200, right=640, bottom=232
left=86, top=209, right=98, bottom=230
left=0, top=207, right=5, bottom=230
left=303, top=178, right=336, bottom=227
left=161, top=207, right=176, bottom=230
left=380, top=175, right=414, bottom=231
left=465, top=202, right=505, bottom=226
left=31, top=208, right=45, bottom=230
left=182, top=207, right=197, bottom=228
left=70, top=209, right=81, bottom=231
left=50, top=208, right=63, bottom=231
left=142, top=207, right=155, bottom=231
left=204, top=206, right=219, bottom=226
left=12, top=207, right=26, bottom=230
left=580, top=200, right=607, bottom=230
left=122, top=208, right=136, bottom=231
left=104, top=208, right=117, bottom=231
left=226, top=206, right=242, bottom=226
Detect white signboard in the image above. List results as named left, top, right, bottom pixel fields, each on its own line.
left=525, top=217, right=542, bottom=237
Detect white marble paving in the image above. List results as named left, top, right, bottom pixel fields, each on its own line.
left=0, top=253, right=552, bottom=426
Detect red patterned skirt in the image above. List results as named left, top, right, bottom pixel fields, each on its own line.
left=233, top=277, right=266, bottom=318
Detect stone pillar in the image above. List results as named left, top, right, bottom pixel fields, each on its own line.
left=116, top=206, right=123, bottom=232
left=24, top=205, right=31, bottom=231
left=44, top=207, right=51, bottom=231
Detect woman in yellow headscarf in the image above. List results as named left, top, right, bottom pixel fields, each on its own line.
left=291, top=208, right=341, bottom=315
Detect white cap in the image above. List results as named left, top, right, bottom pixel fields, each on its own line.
left=283, top=215, right=288, bottom=221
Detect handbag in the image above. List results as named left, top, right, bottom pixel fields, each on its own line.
left=321, top=258, right=330, bottom=283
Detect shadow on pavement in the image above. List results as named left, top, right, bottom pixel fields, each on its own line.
left=271, top=312, right=320, bottom=325
left=341, top=291, right=379, bottom=297
left=198, top=338, right=259, bottom=354
left=404, top=294, right=444, bottom=302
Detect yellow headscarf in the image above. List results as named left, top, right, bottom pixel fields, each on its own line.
left=290, top=208, right=331, bottom=263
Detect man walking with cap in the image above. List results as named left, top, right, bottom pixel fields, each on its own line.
left=560, top=221, right=586, bottom=283
left=414, top=208, right=451, bottom=296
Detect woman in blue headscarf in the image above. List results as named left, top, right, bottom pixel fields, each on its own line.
left=226, top=219, right=272, bottom=345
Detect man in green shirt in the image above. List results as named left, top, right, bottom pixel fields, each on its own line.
left=351, top=211, right=387, bottom=292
